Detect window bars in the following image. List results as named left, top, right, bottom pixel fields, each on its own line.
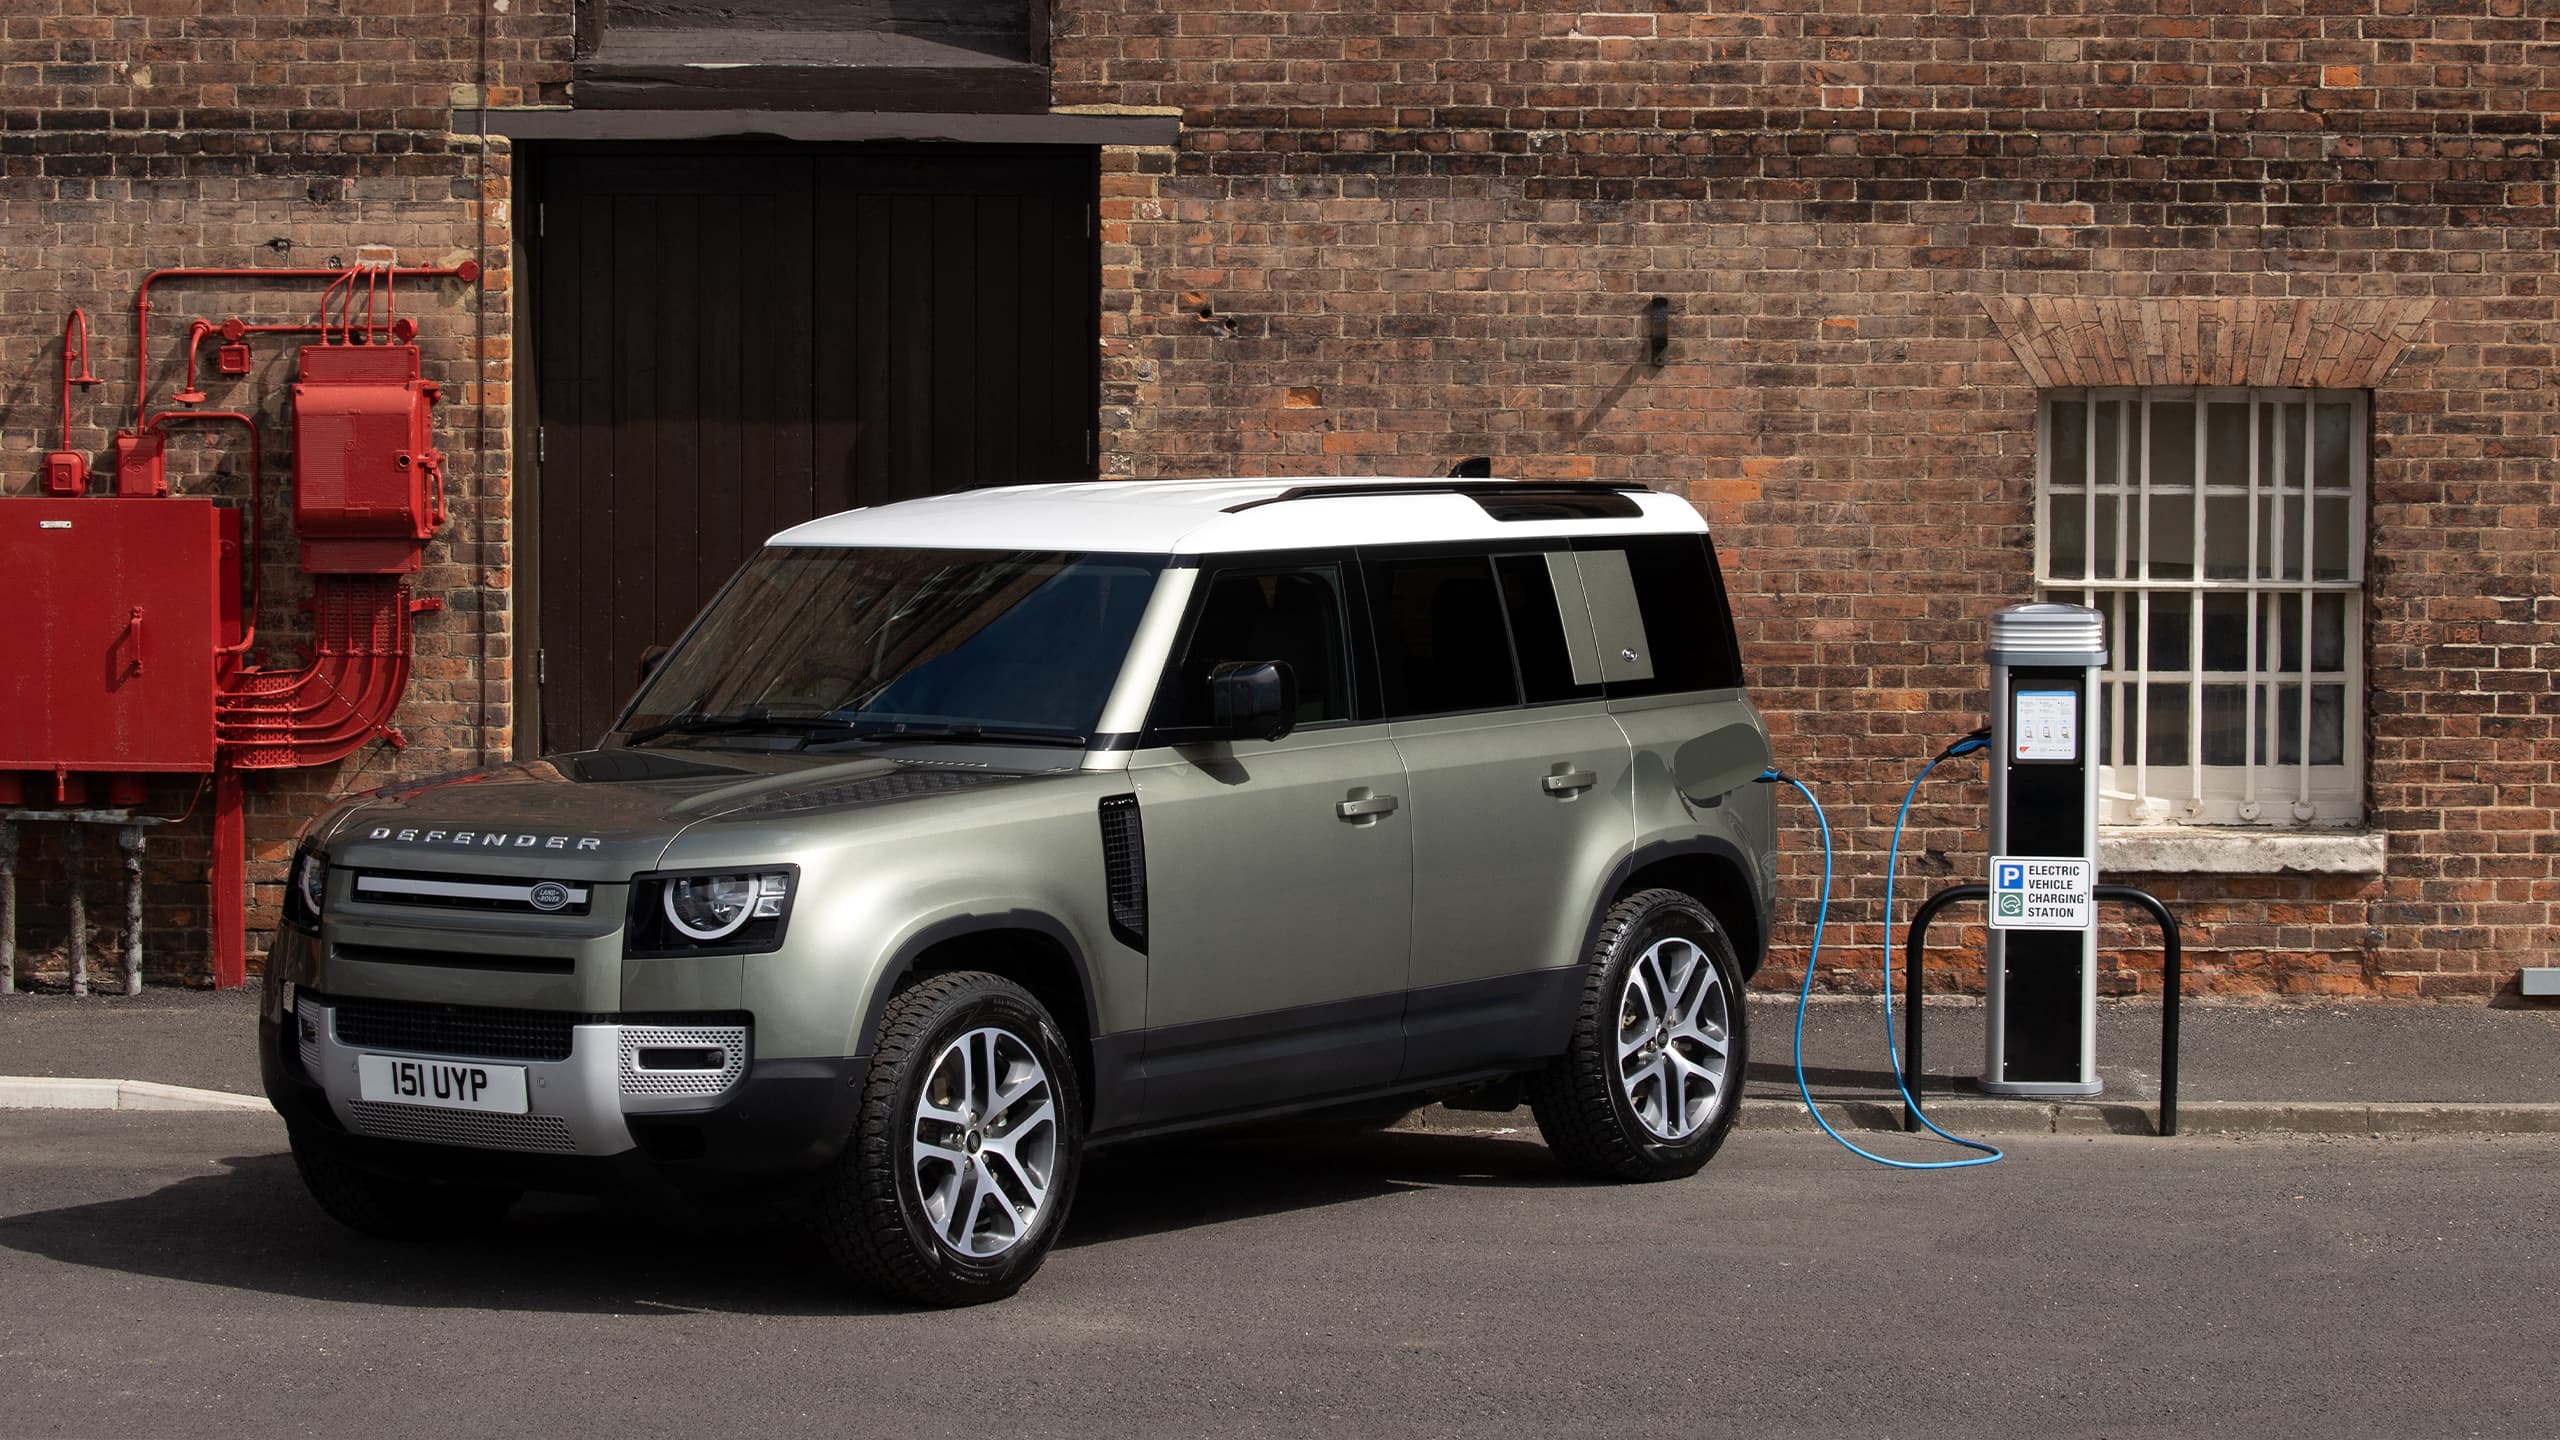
left=2037, top=388, right=2365, bottom=827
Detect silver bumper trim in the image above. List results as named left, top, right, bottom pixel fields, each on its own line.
left=304, top=1000, right=751, bottom=1156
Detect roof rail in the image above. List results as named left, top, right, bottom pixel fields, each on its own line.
left=1221, top=479, right=1651, bottom=519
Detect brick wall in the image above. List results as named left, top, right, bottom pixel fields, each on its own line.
left=0, top=1, right=571, bottom=983
left=1063, top=0, right=2559, bottom=998
left=3, top=0, right=2553, bottom=999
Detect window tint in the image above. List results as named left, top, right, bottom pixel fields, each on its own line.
left=1615, top=535, right=1745, bottom=695
left=1372, top=555, right=1520, bottom=717
left=1158, top=564, right=1357, bottom=729
left=1494, top=553, right=1599, bottom=704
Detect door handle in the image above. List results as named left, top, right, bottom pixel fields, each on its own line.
left=1542, top=769, right=1597, bottom=795
left=1336, top=793, right=1400, bottom=820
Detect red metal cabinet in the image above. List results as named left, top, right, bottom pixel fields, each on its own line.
left=0, top=499, right=220, bottom=772
left=291, top=344, right=444, bottom=574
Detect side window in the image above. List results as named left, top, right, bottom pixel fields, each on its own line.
left=1371, top=555, right=1521, bottom=717
left=1614, top=535, right=1745, bottom=695
left=1493, top=553, right=1601, bottom=704
left=1156, top=563, right=1357, bottom=730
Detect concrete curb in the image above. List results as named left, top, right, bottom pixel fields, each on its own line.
left=0, top=1076, right=272, bottom=1114
left=1404, top=1098, right=2560, bottom=1139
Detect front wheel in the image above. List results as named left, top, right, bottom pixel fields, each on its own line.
left=812, top=971, right=1084, bottom=1307
left=1527, top=889, right=1747, bottom=1182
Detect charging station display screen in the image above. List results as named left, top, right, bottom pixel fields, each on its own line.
left=2011, top=690, right=2078, bottom=763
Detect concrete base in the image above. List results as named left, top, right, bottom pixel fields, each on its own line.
left=1975, top=1077, right=2104, bottom=1098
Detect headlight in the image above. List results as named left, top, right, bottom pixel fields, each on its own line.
left=283, top=846, right=327, bottom=931
left=631, top=869, right=795, bottom=955
left=663, top=873, right=788, bottom=941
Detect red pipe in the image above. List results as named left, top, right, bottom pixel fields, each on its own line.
left=144, top=409, right=264, bottom=628
left=177, top=320, right=215, bottom=403
left=134, top=259, right=477, bottom=426
left=216, top=576, right=414, bottom=771
left=59, top=307, right=103, bottom=452
left=210, top=767, right=244, bottom=989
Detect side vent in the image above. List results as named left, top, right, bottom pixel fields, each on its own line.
left=1098, top=793, right=1148, bottom=953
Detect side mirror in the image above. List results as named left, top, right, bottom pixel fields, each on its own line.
left=634, top=643, right=672, bottom=687
left=1207, top=659, right=1298, bottom=743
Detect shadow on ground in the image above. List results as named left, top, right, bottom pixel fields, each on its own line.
left=0, top=1126, right=1566, bottom=1315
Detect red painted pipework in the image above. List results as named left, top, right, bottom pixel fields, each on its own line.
left=60, top=307, right=103, bottom=451
left=215, top=576, right=413, bottom=770
left=143, top=409, right=263, bottom=628
left=177, top=320, right=215, bottom=402
left=133, top=260, right=477, bottom=427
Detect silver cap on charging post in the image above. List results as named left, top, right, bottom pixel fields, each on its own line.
left=1988, top=602, right=2107, bottom=668
left=1982, top=601, right=2105, bottom=1098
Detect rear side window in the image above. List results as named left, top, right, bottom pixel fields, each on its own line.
left=1371, top=555, right=1520, bottom=717
left=1494, top=553, right=1600, bottom=704
left=1613, top=534, right=1745, bottom=695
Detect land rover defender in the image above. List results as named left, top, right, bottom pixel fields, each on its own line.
left=260, top=476, right=1777, bottom=1305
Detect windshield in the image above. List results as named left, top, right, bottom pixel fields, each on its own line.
left=616, top=547, right=1165, bottom=746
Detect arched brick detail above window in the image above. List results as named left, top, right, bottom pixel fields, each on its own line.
left=1981, top=297, right=2437, bottom=391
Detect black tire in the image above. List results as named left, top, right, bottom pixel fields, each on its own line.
left=288, top=1132, right=519, bottom=1240
left=813, top=971, right=1084, bottom=1307
left=1527, top=889, right=1748, bottom=1182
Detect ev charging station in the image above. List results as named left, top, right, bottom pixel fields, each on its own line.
left=1981, top=603, right=2106, bottom=1098
left=1768, top=595, right=2184, bottom=1161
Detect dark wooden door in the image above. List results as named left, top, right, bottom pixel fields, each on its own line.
left=529, top=148, right=1097, bottom=755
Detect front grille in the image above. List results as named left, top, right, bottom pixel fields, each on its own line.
left=349, top=868, right=594, bottom=918
left=617, top=1025, right=749, bottom=1098
left=347, top=1100, right=578, bottom=1153
left=328, top=995, right=579, bottom=1062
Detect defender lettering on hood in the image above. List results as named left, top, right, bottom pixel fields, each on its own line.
left=366, top=827, right=605, bottom=852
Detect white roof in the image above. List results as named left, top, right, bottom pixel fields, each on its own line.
left=766, top=476, right=1708, bottom=555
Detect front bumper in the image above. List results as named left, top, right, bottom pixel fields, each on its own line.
left=263, top=995, right=866, bottom=1195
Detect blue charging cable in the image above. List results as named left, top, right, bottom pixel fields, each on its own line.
left=1759, top=740, right=2004, bottom=1169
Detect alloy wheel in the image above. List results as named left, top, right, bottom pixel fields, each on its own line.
left=1615, top=935, right=1732, bottom=1141
left=910, top=1025, right=1061, bottom=1259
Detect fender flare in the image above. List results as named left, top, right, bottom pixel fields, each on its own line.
left=850, top=909, right=1101, bottom=1059
left=1581, top=835, right=1770, bottom=978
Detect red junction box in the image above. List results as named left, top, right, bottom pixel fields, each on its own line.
left=0, top=498, right=221, bottom=774
left=292, top=343, right=444, bottom=575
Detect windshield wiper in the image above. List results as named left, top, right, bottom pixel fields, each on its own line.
left=622, top=708, right=844, bottom=746
left=827, top=721, right=1090, bottom=749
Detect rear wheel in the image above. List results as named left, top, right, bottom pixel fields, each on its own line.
left=813, top=971, right=1083, bottom=1307
left=288, top=1132, right=519, bottom=1240
left=1528, top=889, right=1746, bottom=1182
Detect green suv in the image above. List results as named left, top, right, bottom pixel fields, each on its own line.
left=260, top=477, right=1777, bottom=1305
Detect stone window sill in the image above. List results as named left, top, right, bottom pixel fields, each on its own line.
left=2097, top=827, right=2386, bottom=876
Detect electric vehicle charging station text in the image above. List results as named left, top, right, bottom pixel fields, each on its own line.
left=1982, top=602, right=2107, bottom=1098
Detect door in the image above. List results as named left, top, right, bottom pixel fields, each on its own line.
left=1126, top=557, right=1413, bottom=1123
left=528, top=148, right=1098, bottom=755
left=1365, top=549, right=1636, bottom=1079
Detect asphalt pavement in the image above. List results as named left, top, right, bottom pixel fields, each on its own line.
left=2, top=1109, right=2555, bottom=1439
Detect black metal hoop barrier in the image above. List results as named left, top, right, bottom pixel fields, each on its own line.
left=1900, top=884, right=2184, bottom=1137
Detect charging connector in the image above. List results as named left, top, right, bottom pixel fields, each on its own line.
left=1759, top=756, right=2004, bottom=1170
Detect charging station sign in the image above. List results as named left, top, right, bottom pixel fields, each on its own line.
left=1991, top=857, right=2092, bottom=930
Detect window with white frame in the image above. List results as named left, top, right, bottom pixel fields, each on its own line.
left=2037, top=388, right=2365, bottom=827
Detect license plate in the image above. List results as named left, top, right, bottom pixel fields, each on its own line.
left=356, top=1054, right=530, bottom=1114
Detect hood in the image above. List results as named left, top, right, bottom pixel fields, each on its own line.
left=325, top=746, right=1055, bottom=878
